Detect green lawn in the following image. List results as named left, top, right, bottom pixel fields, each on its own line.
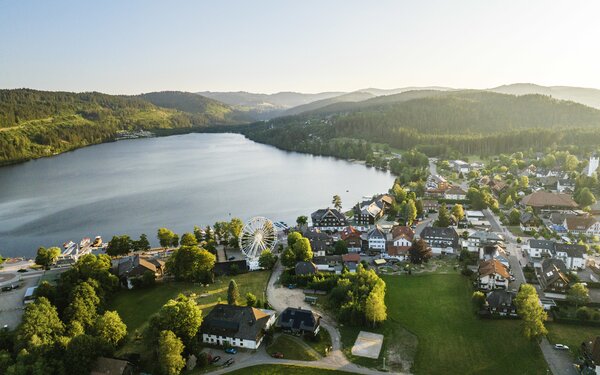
left=108, top=271, right=271, bottom=354
left=266, top=334, right=320, bottom=361
left=547, top=323, right=600, bottom=357
left=507, top=226, right=526, bottom=237
left=227, top=364, right=352, bottom=374
left=340, top=274, right=548, bottom=374
left=307, top=326, right=332, bottom=356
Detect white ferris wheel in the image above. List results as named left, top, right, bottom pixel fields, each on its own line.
left=239, top=216, right=278, bottom=260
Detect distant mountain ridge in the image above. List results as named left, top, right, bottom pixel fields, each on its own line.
left=489, top=83, right=600, bottom=109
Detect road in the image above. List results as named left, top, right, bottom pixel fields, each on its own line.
left=213, top=260, right=408, bottom=374
left=539, top=338, right=578, bottom=375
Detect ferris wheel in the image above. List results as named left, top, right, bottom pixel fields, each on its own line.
left=239, top=217, right=278, bottom=260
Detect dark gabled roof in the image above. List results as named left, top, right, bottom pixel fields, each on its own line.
left=116, top=255, right=162, bottom=278
left=312, top=255, right=342, bottom=265
left=367, top=225, right=386, bottom=239
left=540, top=258, right=569, bottom=289
left=420, top=227, right=459, bottom=240
left=486, top=290, right=515, bottom=309
left=469, top=230, right=504, bottom=243
left=445, top=186, right=467, bottom=195
left=519, top=212, right=536, bottom=224
left=311, top=208, right=348, bottom=225
left=542, top=258, right=568, bottom=274
left=528, top=239, right=556, bottom=252
left=295, top=261, right=317, bottom=275
left=201, top=304, right=272, bottom=341
left=278, top=307, right=320, bottom=332
left=554, top=243, right=586, bottom=258
left=91, top=357, right=132, bottom=375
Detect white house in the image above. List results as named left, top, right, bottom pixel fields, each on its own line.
left=367, top=225, right=387, bottom=252
left=554, top=243, right=587, bottom=270
left=452, top=160, right=470, bottom=174
left=478, top=259, right=510, bottom=290
left=586, top=156, right=599, bottom=177
left=523, top=239, right=556, bottom=259
left=563, top=216, right=600, bottom=236
left=201, top=304, right=276, bottom=350
left=466, top=231, right=504, bottom=253
left=444, top=186, right=467, bottom=200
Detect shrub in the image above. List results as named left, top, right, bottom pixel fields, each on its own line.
left=576, top=307, right=593, bottom=321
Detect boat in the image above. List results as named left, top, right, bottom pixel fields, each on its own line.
left=80, top=237, right=91, bottom=248
left=91, top=236, right=103, bottom=247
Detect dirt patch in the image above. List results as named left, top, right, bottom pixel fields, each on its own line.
left=351, top=331, right=383, bottom=359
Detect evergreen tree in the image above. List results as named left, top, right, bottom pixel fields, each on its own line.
left=227, top=280, right=240, bottom=305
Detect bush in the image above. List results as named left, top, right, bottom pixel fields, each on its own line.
left=576, top=307, right=593, bottom=321
left=461, top=268, right=474, bottom=277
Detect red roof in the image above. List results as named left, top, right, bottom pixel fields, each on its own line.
left=342, top=253, right=361, bottom=262
left=391, top=226, right=415, bottom=241
left=341, top=226, right=362, bottom=240
left=387, top=245, right=410, bottom=256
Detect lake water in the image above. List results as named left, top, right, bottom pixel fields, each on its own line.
left=0, top=133, right=394, bottom=258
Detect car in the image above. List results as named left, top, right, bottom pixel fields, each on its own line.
left=224, top=348, right=237, bottom=354
left=553, top=344, right=569, bottom=350
left=210, top=355, right=221, bottom=364
left=287, top=284, right=296, bottom=289
left=17, top=269, right=28, bottom=273
left=271, top=352, right=284, bottom=359
left=1, top=285, right=13, bottom=292
left=228, top=256, right=236, bottom=261
left=223, top=358, right=235, bottom=367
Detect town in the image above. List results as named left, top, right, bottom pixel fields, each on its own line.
left=1, top=149, right=599, bottom=375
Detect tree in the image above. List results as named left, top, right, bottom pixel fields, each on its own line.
left=504, top=195, right=514, bottom=208
left=408, top=239, right=432, bottom=264
left=281, top=248, right=297, bottom=268
left=227, top=280, right=240, bottom=305
left=436, top=204, right=451, bottom=227
left=472, top=291, right=486, bottom=308
left=165, top=245, right=216, bottom=283
left=16, top=297, right=64, bottom=352
left=296, top=215, right=308, bottom=231
left=34, top=246, right=61, bottom=269
left=451, top=204, right=465, bottom=221
left=333, top=240, right=348, bottom=255
left=515, top=284, right=547, bottom=340
left=157, top=228, right=176, bottom=248
left=509, top=209, right=521, bottom=226
left=65, top=280, right=100, bottom=329
left=519, top=176, right=529, bottom=189
left=287, top=231, right=303, bottom=247
left=245, top=292, right=257, bottom=307
left=180, top=232, right=197, bottom=247
left=157, top=330, right=185, bottom=375
left=258, top=250, right=277, bottom=270
left=565, top=154, right=579, bottom=171
left=94, top=310, right=127, bottom=347
left=364, top=282, right=387, bottom=326
left=106, top=235, right=132, bottom=257
left=133, top=233, right=151, bottom=252
left=576, top=307, right=592, bottom=321
left=64, top=334, right=110, bottom=375
left=575, top=187, right=596, bottom=208
left=392, top=183, right=407, bottom=202
left=193, top=225, right=205, bottom=243
left=170, top=234, right=179, bottom=248
left=228, top=218, right=244, bottom=247
left=332, top=195, right=342, bottom=210
left=405, top=199, right=417, bottom=225
left=151, top=295, right=203, bottom=344
left=567, top=283, right=590, bottom=309
left=293, top=238, right=313, bottom=262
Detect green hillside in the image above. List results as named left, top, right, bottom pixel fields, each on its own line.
left=242, top=90, right=600, bottom=158
left=0, top=89, right=247, bottom=165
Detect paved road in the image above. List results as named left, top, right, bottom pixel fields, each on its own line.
left=539, top=338, right=578, bottom=375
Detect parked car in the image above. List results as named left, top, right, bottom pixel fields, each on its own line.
left=287, top=284, right=296, bottom=289
left=17, top=269, right=28, bottom=273
left=271, top=352, right=284, bottom=359
left=223, top=359, right=235, bottom=367
left=553, top=344, right=569, bottom=350
left=210, top=356, right=221, bottom=364
left=224, top=348, right=237, bottom=354
left=1, top=285, right=14, bottom=292
left=228, top=256, right=236, bottom=261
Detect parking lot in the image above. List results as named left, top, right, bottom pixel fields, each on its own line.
left=0, top=275, right=41, bottom=330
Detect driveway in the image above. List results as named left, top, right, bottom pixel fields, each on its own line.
left=539, top=338, right=578, bottom=375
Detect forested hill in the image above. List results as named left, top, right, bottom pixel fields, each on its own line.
left=0, top=89, right=248, bottom=165
left=242, top=90, right=600, bottom=158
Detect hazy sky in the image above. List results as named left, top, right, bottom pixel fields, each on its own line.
left=1, top=0, right=599, bottom=94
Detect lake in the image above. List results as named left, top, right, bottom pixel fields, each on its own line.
left=0, top=133, right=395, bottom=258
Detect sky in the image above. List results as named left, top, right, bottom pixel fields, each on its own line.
left=1, top=0, right=599, bottom=94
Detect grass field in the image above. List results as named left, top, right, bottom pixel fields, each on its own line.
left=227, top=364, right=352, bottom=374
left=547, top=323, right=600, bottom=357
left=108, top=271, right=271, bottom=354
left=266, top=334, right=320, bottom=361
left=340, top=274, right=549, bottom=374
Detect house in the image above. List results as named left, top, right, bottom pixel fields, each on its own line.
left=564, top=216, right=600, bottom=236
left=539, top=259, right=570, bottom=297
left=586, top=155, right=599, bottom=177
left=90, top=357, right=134, bottom=375
left=353, top=195, right=393, bottom=226
left=113, top=255, right=165, bottom=289
left=295, top=261, right=317, bottom=276
left=304, top=229, right=333, bottom=257
left=521, top=191, right=578, bottom=212
left=313, top=255, right=343, bottom=274
left=311, top=208, right=349, bottom=231
left=466, top=231, right=504, bottom=253
left=367, top=225, right=387, bottom=253
left=519, top=212, right=539, bottom=232
left=480, top=177, right=508, bottom=197
left=422, top=199, right=439, bottom=212
left=201, top=304, right=276, bottom=349
left=479, top=245, right=509, bottom=268
left=554, top=243, right=587, bottom=270
left=419, top=227, right=459, bottom=255
left=444, top=186, right=467, bottom=201
left=465, top=210, right=488, bottom=227
left=340, top=226, right=363, bottom=252
left=524, top=239, right=556, bottom=259
left=478, top=259, right=510, bottom=290
left=342, top=253, right=361, bottom=273
left=389, top=225, right=414, bottom=245
left=451, top=160, right=470, bottom=174
left=277, top=307, right=321, bottom=336
left=483, top=290, right=517, bottom=317
left=556, top=179, right=575, bottom=194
